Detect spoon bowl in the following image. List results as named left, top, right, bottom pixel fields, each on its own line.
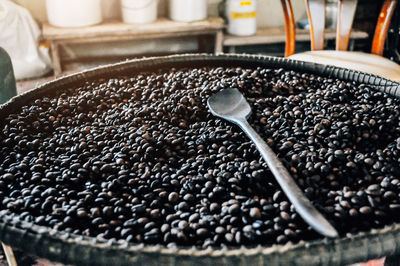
left=207, top=88, right=251, bottom=121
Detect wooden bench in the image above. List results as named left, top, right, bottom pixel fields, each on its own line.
left=42, top=17, right=225, bottom=75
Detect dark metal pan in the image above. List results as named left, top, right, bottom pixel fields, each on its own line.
left=0, top=54, right=400, bottom=266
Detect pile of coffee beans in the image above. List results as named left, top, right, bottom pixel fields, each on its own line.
left=1, top=66, right=400, bottom=248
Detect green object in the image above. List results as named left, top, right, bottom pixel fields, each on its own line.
left=0, top=47, right=17, bottom=104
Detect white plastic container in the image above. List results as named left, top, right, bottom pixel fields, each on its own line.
left=121, top=0, right=158, bottom=24
left=46, top=0, right=102, bottom=27
left=225, top=0, right=257, bottom=36
left=169, top=0, right=207, bottom=22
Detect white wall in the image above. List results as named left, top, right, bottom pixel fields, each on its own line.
left=12, top=0, right=47, bottom=22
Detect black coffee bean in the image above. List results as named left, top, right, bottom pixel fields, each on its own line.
left=389, top=204, right=400, bottom=211
left=168, top=192, right=179, bottom=203
left=225, top=233, right=234, bottom=243
left=273, top=191, right=283, bottom=202
left=249, top=207, right=261, bottom=219
left=210, top=203, right=220, bottom=213
left=189, top=213, right=199, bottom=223
left=196, top=228, right=208, bottom=238
left=366, top=184, right=381, bottom=196
left=103, top=206, right=113, bottom=217
left=280, top=212, right=291, bottom=221
left=177, top=202, right=189, bottom=211
left=2, top=173, right=14, bottom=181
left=215, top=226, right=225, bottom=234
left=364, top=158, right=374, bottom=165
left=228, top=204, right=240, bottom=215
left=144, top=229, right=161, bottom=243
left=359, top=206, right=372, bottom=215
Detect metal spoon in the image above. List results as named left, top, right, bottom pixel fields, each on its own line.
left=207, top=88, right=338, bottom=238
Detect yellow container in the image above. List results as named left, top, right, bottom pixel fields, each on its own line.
left=225, top=0, right=257, bottom=36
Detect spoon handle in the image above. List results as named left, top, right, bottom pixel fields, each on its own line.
left=235, top=118, right=338, bottom=238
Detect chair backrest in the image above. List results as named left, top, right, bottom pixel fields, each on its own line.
left=281, top=0, right=398, bottom=57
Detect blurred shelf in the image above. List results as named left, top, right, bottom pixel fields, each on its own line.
left=43, top=17, right=224, bottom=40
left=42, top=17, right=225, bottom=75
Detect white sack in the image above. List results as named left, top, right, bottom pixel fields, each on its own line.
left=0, top=0, right=52, bottom=80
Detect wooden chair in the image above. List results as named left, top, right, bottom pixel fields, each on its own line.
left=281, top=0, right=400, bottom=82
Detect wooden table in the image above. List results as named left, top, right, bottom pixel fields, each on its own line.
left=42, top=17, right=225, bottom=75
left=223, top=27, right=369, bottom=52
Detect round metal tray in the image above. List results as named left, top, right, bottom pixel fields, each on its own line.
left=1, top=54, right=400, bottom=266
